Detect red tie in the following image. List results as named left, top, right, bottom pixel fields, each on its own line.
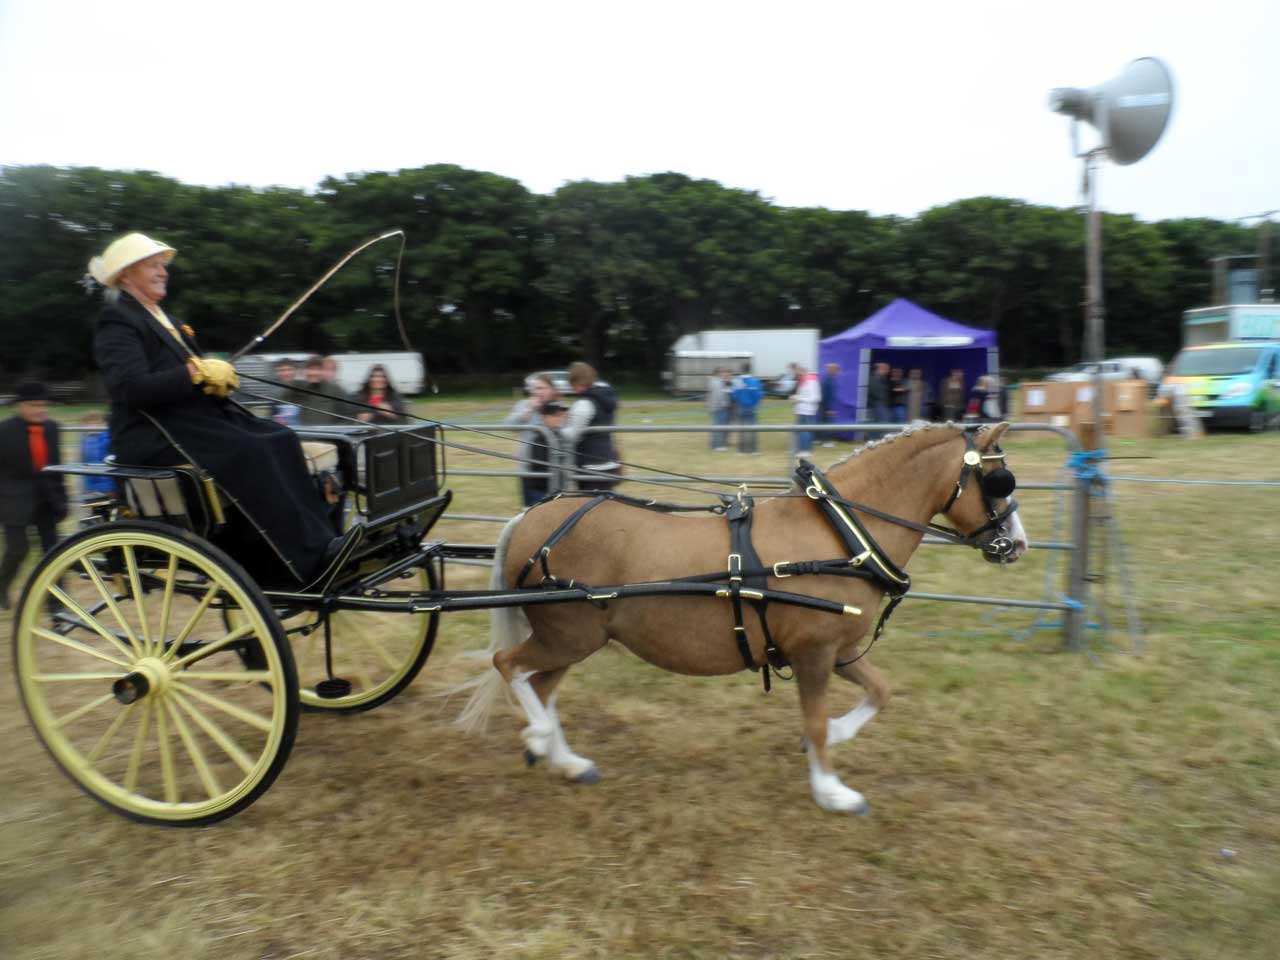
left=28, top=424, right=48, bottom=471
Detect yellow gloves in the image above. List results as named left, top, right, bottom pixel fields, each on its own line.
left=190, top=358, right=241, bottom=398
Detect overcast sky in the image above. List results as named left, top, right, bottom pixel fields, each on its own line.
left=2, top=0, right=1275, bottom=224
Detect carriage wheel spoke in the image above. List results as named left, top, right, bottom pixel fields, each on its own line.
left=155, top=699, right=179, bottom=803
left=361, top=632, right=401, bottom=672
left=54, top=693, right=116, bottom=729
left=170, top=681, right=273, bottom=732
left=177, top=671, right=274, bottom=683
left=155, top=555, right=179, bottom=657
left=78, top=558, right=143, bottom=656
left=123, top=546, right=154, bottom=657
left=31, top=672, right=124, bottom=682
left=87, top=703, right=135, bottom=764
left=165, top=583, right=221, bottom=660
left=164, top=698, right=221, bottom=799
left=170, top=623, right=254, bottom=671
left=124, top=700, right=152, bottom=793
left=170, top=690, right=255, bottom=775
left=50, top=581, right=138, bottom=663
left=351, top=665, right=376, bottom=694
left=31, top=627, right=132, bottom=670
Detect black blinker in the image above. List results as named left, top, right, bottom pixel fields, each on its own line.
left=980, top=468, right=1016, bottom=499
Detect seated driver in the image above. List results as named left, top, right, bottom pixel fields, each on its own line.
left=89, top=232, right=356, bottom=586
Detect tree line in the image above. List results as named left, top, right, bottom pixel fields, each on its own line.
left=0, top=163, right=1259, bottom=387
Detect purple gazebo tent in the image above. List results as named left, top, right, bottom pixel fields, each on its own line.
left=817, top=299, right=999, bottom=425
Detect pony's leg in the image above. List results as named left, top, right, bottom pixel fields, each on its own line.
left=795, top=654, right=870, bottom=815
left=827, top=657, right=890, bottom=747
left=525, top=668, right=599, bottom=782
left=495, top=639, right=603, bottom=783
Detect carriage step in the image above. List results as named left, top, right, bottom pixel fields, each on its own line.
left=315, top=677, right=353, bottom=699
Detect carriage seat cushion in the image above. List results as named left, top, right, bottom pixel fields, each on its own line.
left=126, top=474, right=188, bottom=519
left=300, top=441, right=339, bottom=476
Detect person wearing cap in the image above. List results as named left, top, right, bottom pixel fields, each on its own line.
left=89, top=232, right=355, bottom=587
left=0, top=381, right=68, bottom=609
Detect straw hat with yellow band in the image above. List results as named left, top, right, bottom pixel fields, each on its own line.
left=88, top=233, right=238, bottom=397
left=87, top=232, right=176, bottom=288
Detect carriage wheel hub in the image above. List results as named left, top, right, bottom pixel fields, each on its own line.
left=112, top=657, right=172, bottom=704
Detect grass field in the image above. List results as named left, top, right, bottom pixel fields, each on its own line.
left=3, top=399, right=1278, bottom=959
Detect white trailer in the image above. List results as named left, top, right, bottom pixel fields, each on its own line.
left=661, top=350, right=753, bottom=395
left=669, top=328, right=819, bottom=381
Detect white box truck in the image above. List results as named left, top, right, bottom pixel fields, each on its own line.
left=667, top=328, right=819, bottom=392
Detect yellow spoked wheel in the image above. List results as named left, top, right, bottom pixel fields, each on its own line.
left=270, top=561, right=441, bottom=713
left=13, top=521, right=298, bottom=826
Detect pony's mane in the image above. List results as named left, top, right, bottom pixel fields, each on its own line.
left=829, top=420, right=965, bottom=469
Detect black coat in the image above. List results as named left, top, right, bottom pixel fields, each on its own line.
left=0, top=415, right=67, bottom=525
left=93, top=292, right=336, bottom=583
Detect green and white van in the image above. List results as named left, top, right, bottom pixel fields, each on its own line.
left=1161, top=341, right=1280, bottom=431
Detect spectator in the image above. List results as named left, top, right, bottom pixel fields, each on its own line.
left=819, top=362, right=840, bottom=447
left=730, top=370, right=764, bottom=454
left=940, top=369, right=965, bottom=421
left=866, top=361, right=892, bottom=425
left=78, top=410, right=115, bottom=498
left=889, top=366, right=908, bottom=423
left=355, top=364, right=407, bottom=424
left=706, top=367, right=732, bottom=450
left=906, top=368, right=930, bottom=422
left=0, top=381, right=69, bottom=609
left=271, top=357, right=301, bottom=424
left=560, top=361, right=622, bottom=492
left=298, top=355, right=350, bottom=426
left=966, top=375, right=988, bottom=422
left=322, top=355, right=342, bottom=388
left=790, top=365, right=821, bottom=457
left=982, top=374, right=1004, bottom=421
left=505, top=373, right=563, bottom=506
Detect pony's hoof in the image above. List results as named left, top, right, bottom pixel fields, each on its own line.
left=570, top=766, right=602, bottom=786
left=851, top=800, right=871, bottom=817
left=523, top=749, right=540, bottom=767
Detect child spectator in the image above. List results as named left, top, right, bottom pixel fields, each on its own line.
left=79, top=411, right=115, bottom=498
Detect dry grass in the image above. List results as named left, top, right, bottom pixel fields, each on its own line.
left=3, top=400, right=1278, bottom=959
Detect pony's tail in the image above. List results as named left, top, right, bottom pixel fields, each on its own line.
left=452, top=512, right=529, bottom=734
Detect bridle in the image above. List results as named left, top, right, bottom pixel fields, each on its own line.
left=935, top=430, right=1020, bottom=561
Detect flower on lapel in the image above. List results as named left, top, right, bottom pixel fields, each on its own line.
left=182, top=324, right=195, bottom=338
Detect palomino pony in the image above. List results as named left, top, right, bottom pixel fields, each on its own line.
left=458, top=421, right=1028, bottom=813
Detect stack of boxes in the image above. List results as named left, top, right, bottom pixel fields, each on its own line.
left=1015, top=380, right=1150, bottom=440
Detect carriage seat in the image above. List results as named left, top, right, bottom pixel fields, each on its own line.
left=300, top=441, right=340, bottom=476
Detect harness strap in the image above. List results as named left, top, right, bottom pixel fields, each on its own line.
left=794, top=460, right=911, bottom=597
left=515, top=495, right=609, bottom=588
left=836, top=595, right=905, bottom=669
left=724, top=493, right=787, bottom=691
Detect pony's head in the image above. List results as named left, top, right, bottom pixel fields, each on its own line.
left=937, top=423, right=1028, bottom=563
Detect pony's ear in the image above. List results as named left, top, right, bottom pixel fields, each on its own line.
left=977, top=421, right=1010, bottom=450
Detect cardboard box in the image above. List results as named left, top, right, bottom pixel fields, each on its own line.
left=1106, top=380, right=1147, bottom=413
left=1017, top=381, right=1075, bottom=415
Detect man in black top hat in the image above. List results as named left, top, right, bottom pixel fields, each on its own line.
left=0, top=382, right=68, bottom=608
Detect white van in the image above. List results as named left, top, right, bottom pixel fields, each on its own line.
left=1047, top=356, right=1163, bottom=386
